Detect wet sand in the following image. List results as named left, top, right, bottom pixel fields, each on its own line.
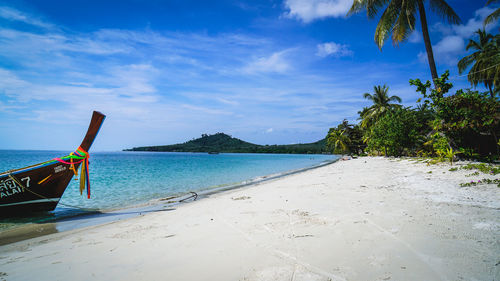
left=0, top=157, right=498, bottom=280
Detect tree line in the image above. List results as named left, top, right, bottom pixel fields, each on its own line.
left=327, top=0, right=500, bottom=161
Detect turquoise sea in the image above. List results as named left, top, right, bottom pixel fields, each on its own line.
left=0, top=150, right=337, bottom=227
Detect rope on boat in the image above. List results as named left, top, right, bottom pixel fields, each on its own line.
left=2, top=147, right=92, bottom=199
left=55, top=147, right=91, bottom=199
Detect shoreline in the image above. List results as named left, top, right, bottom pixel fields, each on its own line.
left=0, top=157, right=498, bottom=280
left=0, top=157, right=339, bottom=246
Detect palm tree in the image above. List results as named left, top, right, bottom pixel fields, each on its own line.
left=458, top=29, right=499, bottom=97
left=348, top=0, right=460, bottom=86
left=327, top=128, right=350, bottom=154
left=484, top=0, right=500, bottom=26
left=360, top=85, right=402, bottom=127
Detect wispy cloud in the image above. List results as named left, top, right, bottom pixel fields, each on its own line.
left=242, top=49, right=293, bottom=74
left=283, top=0, right=352, bottom=23
left=0, top=6, right=53, bottom=29
left=216, top=97, right=239, bottom=106
left=181, top=104, right=234, bottom=116
left=453, top=7, right=498, bottom=38
left=408, top=31, right=421, bottom=43
left=316, top=42, right=353, bottom=57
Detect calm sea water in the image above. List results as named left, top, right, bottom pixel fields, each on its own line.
left=0, top=150, right=337, bottom=226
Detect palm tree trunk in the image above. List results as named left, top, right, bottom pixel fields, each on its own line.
left=488, top=83, right=494, bottom=98
left=417, top=0, right=438, bottom=86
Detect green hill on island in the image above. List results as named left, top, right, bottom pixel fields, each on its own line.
left=124, top=133, right=328, bottom=154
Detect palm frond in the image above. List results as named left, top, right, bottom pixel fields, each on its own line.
left=457, top=53, right=476, bottom=74
left=484, top=8, right=500, bottom=26
left=347, top=0, right=391, bottom=18
left=373, top=85, right=389, bottom=103
left=392, top=8, right=416, bottom=43
left=392, top=0, right=417, bottom=44
left=347, top=0, right=369, bottom=16
left=363, top=93, right=374, bottom=100
left=367, top=0, right=393, bottom=18
left=429, top=0, right=461, bottom=24
left=389, top=95, right=402, bottom=103
left=478, top=29, right=494, bottom=46
left=465, top=38, right=482, bottom=51
left=374, top=1, right=399, bottom=48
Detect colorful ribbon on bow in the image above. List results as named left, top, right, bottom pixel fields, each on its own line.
left=55, top=147, right=91, bottom=198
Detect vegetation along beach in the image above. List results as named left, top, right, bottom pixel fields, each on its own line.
left=0, top=0, right=499, bottom=280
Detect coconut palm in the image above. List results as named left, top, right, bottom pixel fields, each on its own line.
left=484, top=0, right=500, bottom=26
left=327, top=128, right=350, bottom=154
left=458, top=29, right=500, bottom=97
left=348, top=0, right=460, bottom=86
left=360, top=85, right=402, bottom=128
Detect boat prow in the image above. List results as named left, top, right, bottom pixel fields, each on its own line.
left=0, top=111, right=106, bottom=216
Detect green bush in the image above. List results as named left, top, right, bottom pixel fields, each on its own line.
left=366, top=107, right=422, bottom=156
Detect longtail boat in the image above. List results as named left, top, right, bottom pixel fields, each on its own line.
left=0, top=111, right=105, bottom=215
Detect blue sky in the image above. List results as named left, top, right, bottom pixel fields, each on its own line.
left=0, top=0, right=498, bottom=151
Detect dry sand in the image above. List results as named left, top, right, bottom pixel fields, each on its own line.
left=0, top=157, right=498, bottom=281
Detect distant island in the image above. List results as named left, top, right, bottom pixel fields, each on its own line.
left=124, top=133, right=328, bottom=154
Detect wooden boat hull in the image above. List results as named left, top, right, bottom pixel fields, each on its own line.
left=0, top=111, right=105, bottom=216
left=0, top=161, right=77, bottom=214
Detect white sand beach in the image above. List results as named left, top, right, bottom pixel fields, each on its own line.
left=0, top=157, right=499, bottom=281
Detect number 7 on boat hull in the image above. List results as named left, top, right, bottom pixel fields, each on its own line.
left=0, top=111, right=106, bottom=216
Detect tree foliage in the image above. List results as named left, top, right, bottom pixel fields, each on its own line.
left=410, top=70, right=453, bottom=109
left=458, top=29, right=500, bottom=97
left=360, top=84, right=402, bottom=127
left=326, top=128, right=350, bottom=154
left=336, top=70, right=500, bottom=160
left=366, top=107, right=422, bottom=156
left=410, top=71, right=500, bottom=158
left=326, top=120, right=365, bottom=155
left=437, top=89, right=500, bottom=155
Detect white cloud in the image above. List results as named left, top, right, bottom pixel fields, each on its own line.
left=418, top=36, right=464, bottom=65
left=266, top=128, right=274, bottom=133
left=434, top=36, right=464, bottom=55
left=453, top=7, right=498, bottom=38
left=316, top=42, right=353, bottom=57
left=0, top=6, right=53, bottom=29
left=283, top=0, right=352, bottom=23
left=422, top=6, right=499, bottom=66
left=408, top=31, right=421, bottom=43
left=243, top=50, right=292, bottom=74
left=109, top=64, right=158, bottom=96
left=431, top=22, right=454, bottom=36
